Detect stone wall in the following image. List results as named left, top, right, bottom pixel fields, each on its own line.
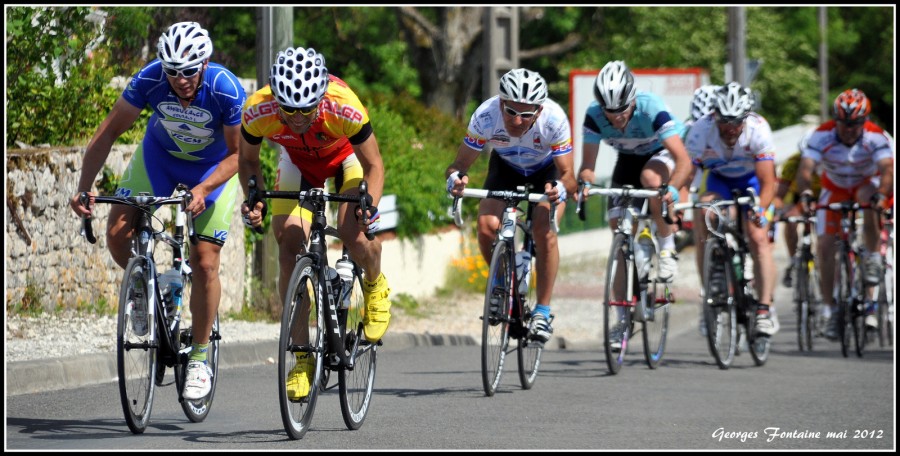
left=5, top=146, right=247, bottom=314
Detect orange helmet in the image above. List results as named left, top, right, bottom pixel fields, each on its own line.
left=833, top=89, right=871, bottom=122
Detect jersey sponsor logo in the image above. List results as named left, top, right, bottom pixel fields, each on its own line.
left=533, top=136, right=542, bottom=150
left=114, top=187, right=132, bottom=197
left=159, top=102, right=212, bottom=123
left=213, top=229, right=228, bottom=242
left=160, top=120, right=214, bottom=138
left=490, top=133, right=511, bottom=147
left=242, top=100, right=279, bottom=124
left=551, top=142, right=573, bottom=155
left=321, top=99, right=364, bottom=123
left=464, top=133, right=486, bottom=149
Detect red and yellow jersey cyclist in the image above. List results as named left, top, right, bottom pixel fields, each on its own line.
left=237, top=47, right=391, bottom=402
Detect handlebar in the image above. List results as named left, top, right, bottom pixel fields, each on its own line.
left=80, top=185, right=197, bottom=246
left=451, top=185, right=559, bottom=233
left=578, top=183, right=679, bottom=225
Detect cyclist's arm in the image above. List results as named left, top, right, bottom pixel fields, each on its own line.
left=794, top=156, right=817, bottom=197
left=661, top=134, right=692, bottom=193
left=578, top=142, right=599, bottom=186
left=187, top=123, right=241, bottom=216
left=238, top=125, right=266, bottom=195
left=71, top=96, right=142, bottom=216
left=445, top=143, right=480, bottom=181
left=551, top=151, right=577, bottom=197
left=353, top=132, right=385, bottom=208
left=755, top=159, right=778, bottom=213
left=875, top=156, right=894, bottom=199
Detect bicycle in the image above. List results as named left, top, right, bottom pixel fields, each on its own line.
left=772, top=202, right=823, bottom=352
left=451, top=182, right=556, bottom=396
left=79, top=184, right=221, bottom=434
left=820, top=200, right=880, bottom=358
left=246, top=175, right=377, bottom=440
left=576, top=182, right=676, bottom=375
left=876, top=208, right=894, bottom=347
left=699, top=187, right=770, bottom=369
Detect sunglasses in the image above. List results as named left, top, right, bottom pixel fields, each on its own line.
left=162, top=64, right=202, bottom=78
left=715, top=114, right=746, bottom=126
left=502, top=104, right=539, bottom=119
left=837, top=118, right=866, bottom=127
left=603, top=103, right=631, bottom=115
left=279, top=103, right=318, bottom=116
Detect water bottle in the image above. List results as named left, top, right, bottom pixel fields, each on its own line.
left=515, top=251, right=532, bottom=296
left=158, top=268, right=183, bottom=316
left=634, top=228, right=653, bottom=278
left=335, top=258, right=354, bottom=309
left=731, top=254, right=743, bottom=282
left=744, top=254, right=755, bottom=281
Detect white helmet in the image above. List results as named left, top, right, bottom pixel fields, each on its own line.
left=690, top=84, right=720, bottom=121
left=157, top=22, right=213, bottom=69
left=715, top=82, right=754, bottom=120
left=593, top=60, right=636, bottom=111
left=498, top=68, right=548, bottom=105
left=269, top=47, right=329, bottom=109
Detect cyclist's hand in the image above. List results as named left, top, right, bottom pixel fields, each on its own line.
left=799, top=189, right=815, bottom=214
left=241, top=200, right=267, bottom=229
left=545, top=180, right=567, bottom=203
left=70, top=192, right=94, bottom=217
left=664, top=185, right=680, bottom=205
left=751, top=206, right=768, bottom=228
left=870, top=192, right=887, bottom=210
left=186, top=185, right=210, bottom=216
left=446, top=171, right=467, bottom=197
left=356, top=206, right=381, bottom=234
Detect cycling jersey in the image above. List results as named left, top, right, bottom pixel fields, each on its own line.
left=241, top=75, right=372, bottom=188
left=801, top=120, right=894, bottom=189
left=582, top=91, right=686, bottom=156
left=685, top=112, right=775, bottom=179
left=463, top=96, right=573, bottom=177
left=779, top=151, right=821, bottom=199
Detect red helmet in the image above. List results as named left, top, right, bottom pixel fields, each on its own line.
left=833, top=89, right=871, bottom=122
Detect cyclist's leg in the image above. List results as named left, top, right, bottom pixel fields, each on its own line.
left=107, top=144, right=154, bottom=268
left=643, top=151, right=677, bottom=245
left=694, top=190, right=720, bottom=334
left=856, top=179, right=883, bottom=289
left=524, top=161, right=563, bottom=339
left=817, top=185, right=849, bottom=339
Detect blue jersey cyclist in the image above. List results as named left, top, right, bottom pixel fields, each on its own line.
left=70, top=22, right=246, bottom=401
left=578, top=60, right=693, bottom=283
left=445, top=68, right=576, bottom=344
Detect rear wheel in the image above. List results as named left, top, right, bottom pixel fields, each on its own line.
left=179, top=295, right=218, bottom=423
left=339, top=266, right=376, bottom=430
left=603, top=234, right=632, bottom=375
left=747, top=303, right=771, bottom=366
left=278, top=257, right=324, bottom=440
left=482, top=241, right=512, bottom=397
left=880, top=238, right=894, bottom=346
left=836, top=249, right=853, bottom=358
left=703, top=240, right=736, bottom=369
left=117, top=257, right=156, bottom=434
left=796, top=258, right=813, bottom=352
left=642, top=240, right=669, bottom=369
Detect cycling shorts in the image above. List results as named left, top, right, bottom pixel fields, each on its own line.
left=607, top=149, right=675, bottom=220
left=482, top=151, right=559, bottom=192
left=272, top=149, right=363, bottom=222
left=816, top=174, right=879, bottom=236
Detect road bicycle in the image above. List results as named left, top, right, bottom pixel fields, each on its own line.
left=699, top=188, right=770, bottom=369
left=80, top=184, right=220, bottom=434
left=246, top=176, right=377, bottom=439
left=451, top=183, right=556, bottom=396
left=576, top=182, right=676, bottom=374
left=772, top=203, right=824, bottom=352
left=819, top=200, right=881, bottom=358
left=876, top=208, right=894, bottom=347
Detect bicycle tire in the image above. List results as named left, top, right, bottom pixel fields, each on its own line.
left=880, top=239, right=894, bottom=347
left=747, top=305, right=771, bottom=366
left=603, top=233, right=632, bottom=374
left=852, top=261, right=866, bottom=358
left=796, top=258, right=813, bottom=352
left=339, top=266, right=376, bottom=430
left=116, top=257, right=156, bottom=434
left=703, top=239, right=737, bottom=369
left=836, top=248, right=853, bottom=358
left=278, top=257, right=324, bottom=440
left=517, top=246, right=541, bottom=389
left=482, top=240, right=512, bottom=396
left=642, top=240, right=669, bottom=369
left=179, top=309, right=219, bottom=423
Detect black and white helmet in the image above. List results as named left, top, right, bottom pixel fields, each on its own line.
left=690, top=85, right=720, bottom=121
left=498, top=68, right=548, bottom=105
left=714, top=82, right=754, bottom=121
left=157, top=22, right=213, bottom=69
left=269, top=47, right=329, bottom=109
left=593, top=60, right=636, bottom=111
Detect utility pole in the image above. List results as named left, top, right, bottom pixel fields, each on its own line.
left=819, top=7, right=829, bottom=122
left=728, top=7, right=747, bottom=86
left=482, top=7, right=519, bottom=100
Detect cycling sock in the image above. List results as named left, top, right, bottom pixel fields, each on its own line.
left=660, top=234, right=676, bottom=252
left=757, top=304, right=770, bottom=315
left=534, top=304, right=551, bottom=319
left=189, top=343, right=208, bottom=362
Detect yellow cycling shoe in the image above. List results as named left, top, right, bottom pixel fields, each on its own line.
left=286, top=355, right=314, bottom=401
left=363, top=272, right=392, bottom=342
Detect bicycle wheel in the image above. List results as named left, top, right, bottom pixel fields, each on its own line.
left=703, top=239, right=737, bottom=369
left=747, top=304, right=771, bottom=366
left=852, top=262, right=866, bottom=358
left=517, top=248, right=541, bottom=389
left=339, top=266, right=376, bottom=430
left=278, top=257, right=325, bottom=440
left=179, top=305, right=219, bottom=423
left=604, top=234, right=632, bottom=375
left=642, top=241, right=669, bottom=369
left=835, top=249, right=853, bottom=358
left=796, top=258, right=813, bottom=352
left=881, top=239, right=894, bottom=346
left=482, top=240, right=512, bottom=396
left=116, top=257, right=156, bottom=434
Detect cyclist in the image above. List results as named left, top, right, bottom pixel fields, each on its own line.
left=445, top=68, right=574, bottom=345
left=69, top=22, right=246, bottom=400
left=238, top=46, right=390, bottom=400
left=577, top=60, right=692, bottom=349
left=772, top=130, right=821, bottom=288
left=796, top=88, right=895, bottom=339
left=685, top=81, right=779, bottom=337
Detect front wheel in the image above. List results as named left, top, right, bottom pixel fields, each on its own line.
left=517, top=249, right=542, bottom=390
left=116, top=257, right=156, bottom=434
left=703, top=240, right=737, bottom=369
left=339, top=266, right=376, bottom=430
left=642, top=241, right=669, bottom=369
left=835, top=249, right=854, bottom=358
left=482, top=241, right=512, bottom=396
left=278, top=257, right=324, bottom=440
left=747, top=304, right=771, bottom=366
left=179, top=309, right=219, bottom=423
left=796, top=258, right=814, bottom=352
left=603, top=234, right=632, bottom=375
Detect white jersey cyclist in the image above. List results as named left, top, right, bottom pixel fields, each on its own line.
left=463, top=95, right=573, bottom=176
left=685, top=112, right=776, bottom=179
left=801, top=120, right=894, bottom=189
